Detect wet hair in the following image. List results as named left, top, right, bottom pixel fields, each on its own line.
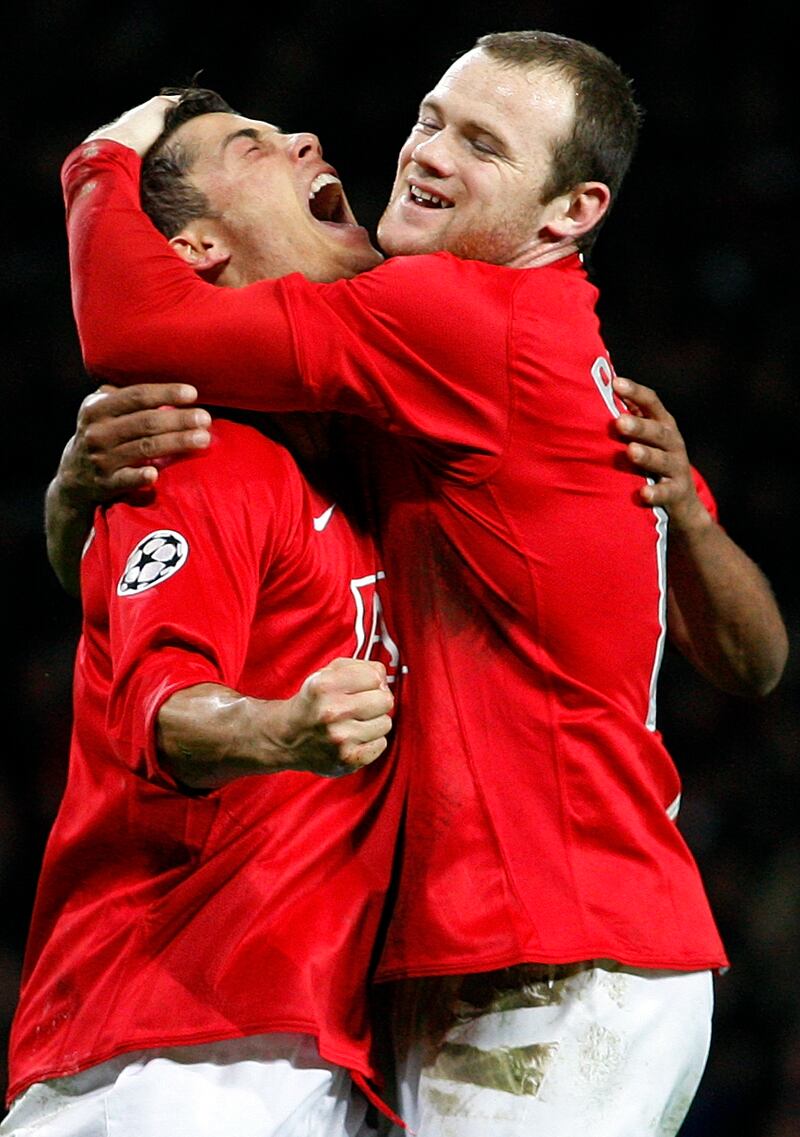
left=475, top=30, right=644, bottom=252
left=140, top=86, right=238, bottom=237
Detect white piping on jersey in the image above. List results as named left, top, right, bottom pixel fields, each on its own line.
left=666, top=793, right=682, bottom=821
left=590, top=355, right=669, bottom=735
left=81, top=526, right=96, bottom=558
left=313, top=504, right=337, bottom=531
left=647, top=501, right=669, bottom=732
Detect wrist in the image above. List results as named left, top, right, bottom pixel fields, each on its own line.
left=47, top=474, right=91, bottom=517
left=253, top=697, right=307, bottom=772
left=666, top=499, right=714, bottom=543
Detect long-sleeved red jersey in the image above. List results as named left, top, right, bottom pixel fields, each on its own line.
left=8, top=418, right=404, bottom=1105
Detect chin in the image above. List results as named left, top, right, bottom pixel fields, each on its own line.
left=377, top=213, right=446, bottom=259
left=377, top=227, right=427, bottom=258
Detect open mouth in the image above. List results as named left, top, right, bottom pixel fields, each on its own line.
left=409, top=183, right=454, bottom=209
left=308, top=173, right=351, bottom=223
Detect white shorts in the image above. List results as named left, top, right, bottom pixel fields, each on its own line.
left=383, top=962, right=714, bottom=1137
left=0, top=1033, right=375, bottom=1137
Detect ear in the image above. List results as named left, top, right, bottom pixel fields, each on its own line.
left=544, top=181, right=611, bottom=243
left=169, top=228, right=232, bottom=281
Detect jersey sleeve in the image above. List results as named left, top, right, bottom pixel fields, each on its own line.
left=97, top=427, right=304, bottom=787
left=62, top=143, right=511, bottom=475
left=691, top=464, right=720, bottom=522
left=63, top=142, right=300, bottom=405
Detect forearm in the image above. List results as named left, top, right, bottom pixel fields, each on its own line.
left=667, top=513, right=788, bottom=697
left=44, top=475, right=94, bottom=597
left=155, top=683, right=299, bottom=790
left=156, top=662, right=392, bottom=788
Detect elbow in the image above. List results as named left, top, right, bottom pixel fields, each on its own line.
left=748, top=634, right=790, bottom=699
left=81, top=338, right=127, bottom=382
left=78, top=315, right=152, bottom=382
left=723, top=632, right=790, bottom=700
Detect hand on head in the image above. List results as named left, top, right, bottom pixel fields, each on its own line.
left=85, top=94, right=179, bottom=155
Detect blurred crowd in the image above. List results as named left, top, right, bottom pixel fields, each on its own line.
left=2, top=3, right=795, bottom=1132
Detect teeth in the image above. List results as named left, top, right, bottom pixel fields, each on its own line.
left=410, top=184, right=450, bottom=208
left=309, top=172, right=341, bottom=199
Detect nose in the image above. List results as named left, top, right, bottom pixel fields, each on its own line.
left=410, top=130, right=455, bottom=177
left=288, top=132, right=323, bottom=161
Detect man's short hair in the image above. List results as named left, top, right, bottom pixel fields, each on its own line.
left=476, top=30, right=644, bottom=252
left=140, top=87, right=237, bottom=237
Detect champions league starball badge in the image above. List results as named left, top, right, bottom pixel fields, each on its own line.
left=117, top=530, right=189, bottom=596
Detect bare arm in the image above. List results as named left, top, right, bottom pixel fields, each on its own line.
left=45, top=383, right=211, bottom=596
left=156, top=658, right=394, bottom=789
left=613, top=376, right=788, bottom=697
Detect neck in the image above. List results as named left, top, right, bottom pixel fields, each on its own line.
left=504, top=237, right=580, bottom=270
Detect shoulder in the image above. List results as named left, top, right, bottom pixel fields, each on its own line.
left=364, top=251, right=517, bottom=294
left=209, top=417, right=296, bottom=468
left=287, top=252, right=518, bottom=309
left=306, top=253, right=521, bottom=346
left=157, top=416, right=306, bottom=502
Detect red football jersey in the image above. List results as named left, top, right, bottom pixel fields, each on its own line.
left=7, top=419, right=403, bottom=1105
left=61, top=143, right=728, bottom=985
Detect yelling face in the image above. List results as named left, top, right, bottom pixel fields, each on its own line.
left=377, top=48, right=577, bottom=268
left=169, top=112, right=383, bottom=285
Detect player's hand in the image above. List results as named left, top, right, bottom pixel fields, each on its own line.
left=613, top=376, right=709, bottom=532
left=56, top=383, right=212, bottom=507
left=278, top=659, right=395, bottom=777
left=85, top=94, right=178, bottom=154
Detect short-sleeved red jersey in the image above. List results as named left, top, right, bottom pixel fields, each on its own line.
left=7, top=418, right=403, bottom=1106
left=61, top=143, right=728, bottom=987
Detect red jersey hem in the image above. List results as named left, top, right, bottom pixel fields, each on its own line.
left=374, top=947, right=730, bottom=984
left=7, top=1021, right=379, bottom=1109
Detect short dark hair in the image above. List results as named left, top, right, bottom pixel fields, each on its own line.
left=140, top=86, right=237, bottom=237
left=476, top=30, right=644, bottom=252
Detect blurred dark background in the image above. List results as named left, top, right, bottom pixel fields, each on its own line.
left=2, top=3, right=796, bottom=1132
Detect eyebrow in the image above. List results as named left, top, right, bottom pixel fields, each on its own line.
left=220, top=127, right=263, bottom=153
left=419, top=98, right=508, bottom=150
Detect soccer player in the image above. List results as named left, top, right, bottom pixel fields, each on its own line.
left=1, top=100, right=404, bottom=1137
left=56, top=31, right=787, bottom=1136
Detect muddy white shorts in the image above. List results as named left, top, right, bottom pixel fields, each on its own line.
left=0, top=1033, right=375, bottom=1137
left=384, top=962, right=714, bottom=1137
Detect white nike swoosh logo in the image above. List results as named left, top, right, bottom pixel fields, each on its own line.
left=313, top=504, right=337, bottom=532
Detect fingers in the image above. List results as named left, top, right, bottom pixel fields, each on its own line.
left=85, top=382, right=200, bottom=413
left=85, top=95, right=178, bottom=153
left=84, top=420, right=212, bottom=464
left=95, top=464, right=160, bottom=496
left=613, top=376, right=669, bottom=421
left=308, top=657, right=390, bottom=696
left=616, top=414, right=676, bottom=452
left=619, top=429, right=687, bottom=490
left=337, top=736, right=389, bottom=770
left=80, top=383, right=202, bottom=422
left=613, top=380, right=686, bottom=482
left=305, top=660, right=393, bottom=719
left=75, top=384, right=211, bottom=476
left=297, top=658, right=394, bottom=772
left=619, top=435, right=676, bottom=479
